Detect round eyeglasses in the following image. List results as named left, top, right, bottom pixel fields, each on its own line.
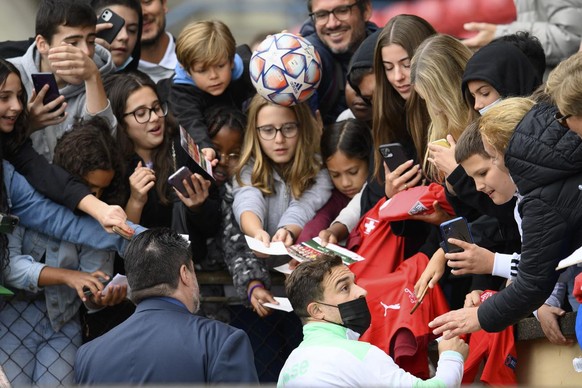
left=309, top=1, right=359, bottom=25
left=124, top=102, right=169, bottom=124
left=256, top=122, right=299, bottom=140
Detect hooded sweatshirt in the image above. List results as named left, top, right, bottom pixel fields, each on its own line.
left=478, top=102, right=582, bottom=332
left=461, top=40, right=541, bottom=108
left=9, top=43, right=116, bottom=162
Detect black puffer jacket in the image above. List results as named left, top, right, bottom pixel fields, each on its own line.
left=478, top=102, right=582, bottom=332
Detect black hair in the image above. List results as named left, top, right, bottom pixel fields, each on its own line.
left=36, top=0, right=97, bottom=43
left=494, top=31, right=546, bottom=81
left=321, top=118, right=371, bottom=163
left=53, top=116, right=126, bottom=206
left=0, top=59, right=28, bottom=157
left=286, top=254, right=342, bottom=320
left=124, top=227, right=193, bottom=304
left=205, top=104, right=246, bottom=139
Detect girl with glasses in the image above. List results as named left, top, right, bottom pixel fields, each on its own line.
left=104, top=71, right=220, bottom=253
left=225, top=94, right=333, bottom=317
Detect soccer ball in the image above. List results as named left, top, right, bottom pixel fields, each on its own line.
left=249, top=32, right=322, bottom=107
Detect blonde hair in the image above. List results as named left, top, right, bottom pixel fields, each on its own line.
left=546, top=52, right=582, bottom=117
left=479, top=97, right=535, bottom=156
left=371, top=14, right=436, bottom=179
left=235, top=95, right=321, bottom=199
left=410, top=34, right=476, bottom=181
left=176, top=20, right=235, bottom=70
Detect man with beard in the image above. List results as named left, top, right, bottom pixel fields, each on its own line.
left=138, top=0, right=178, bottom=82
left=75, top=228, right=258, bottom=384
left=300, top=0, right=378, bottom=124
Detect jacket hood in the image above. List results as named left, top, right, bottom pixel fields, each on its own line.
left=505, top=102, right=582, bottom=194
left=347, top=29, right=380, bottom=93
left=172, top=53, right=244, bottom=87
left=462, top=41, right=541, bottom=100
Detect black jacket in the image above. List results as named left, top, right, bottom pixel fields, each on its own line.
left=478, top=102, right=582, bottom=332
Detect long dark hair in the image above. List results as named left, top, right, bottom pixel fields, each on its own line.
left=104, top=71, right=176, bottom=205
left=321, top=119, right=371, bottom=164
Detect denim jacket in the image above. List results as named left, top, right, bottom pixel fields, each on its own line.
left=1, top=160, right=145, bottom=330
left=5, top=226, right=115, bottom=332
left=3, top=160, right=144, bottom=254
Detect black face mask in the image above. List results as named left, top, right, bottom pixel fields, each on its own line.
left=318, top=297, right=371, bottom=335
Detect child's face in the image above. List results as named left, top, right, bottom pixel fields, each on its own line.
left=83, top=169, right=115, bottom=199
left=106, top=5, right=140, bottom=68
left=0, top=73, right=23, bottom=134
left=124, top=86, right=166, bottom=153
left=345, top=73, right=374, bottom=122
left=39, top=24, right=97, bottom=86
left=326, top=150, right=368, bottom=198
left=211, top=125, right=242, bottom=186
left=381, top=43, right=411, bottom=100
left=467, top=80, right=501, bottom=113
left=461, top=153, right=516, bottom=205
left=189, top=60, right=233, bottom=96
left=256, top=104, right=299, bottom=165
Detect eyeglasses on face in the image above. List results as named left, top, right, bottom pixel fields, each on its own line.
left=309, top=1, right=360, bottom=25
left=218, top=152, right=240, bottom=164
left=124, top=102, right=169, bottom=124
left=554, top=112, right=572, bottom=129
left=256, top=122, right=299, bottom=140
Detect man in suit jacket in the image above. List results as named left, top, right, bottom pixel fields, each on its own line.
left=74, top=228, right=259, bottom=385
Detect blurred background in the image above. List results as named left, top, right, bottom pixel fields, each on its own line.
left=2, top=0, right=516, bottom=47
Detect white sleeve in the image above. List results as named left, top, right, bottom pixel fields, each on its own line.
left=492, top=252, right=520, bottom=280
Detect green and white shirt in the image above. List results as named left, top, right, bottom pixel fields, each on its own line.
left=278, top=322, right=463, bottom=387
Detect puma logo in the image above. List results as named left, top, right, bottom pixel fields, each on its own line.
left=380, top=301, right=400, bottom=316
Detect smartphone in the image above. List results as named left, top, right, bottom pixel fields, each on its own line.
left=379, top=142, right=410, bottom=172
left=431, top=138, right=451, bottom=148
left=168, top=166, right=193, bottom=197
left=96, top=8, right=125, bottom=44
left=440, top=216, right=474, bottom=253
left=83, top=278, right=111, bottom=298
left=31, top=73, right=62, bottom=112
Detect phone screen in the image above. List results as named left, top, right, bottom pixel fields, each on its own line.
left=440, top=217, right=473, bottom=253
left=379, top=143, right=410, bottom=172
left=168, top=166, right=193, bottom=197
left=31, top=73, right=61, bottom=107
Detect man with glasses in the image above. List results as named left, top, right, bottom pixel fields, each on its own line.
left=300, top=0, right=378, bottom=125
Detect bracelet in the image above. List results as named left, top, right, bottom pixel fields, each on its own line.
left=282, top=226, right=296, bottom=243
left=247, top=283, right=265, bottom=302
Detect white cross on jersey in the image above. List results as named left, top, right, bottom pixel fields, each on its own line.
left=363, top=218, right=378, bottom=235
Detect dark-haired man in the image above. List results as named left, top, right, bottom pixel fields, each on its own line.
left=75, top=228, right=258, bottom=384
left=300, top=0, right=378, bottom=124
left=279, top=254, right=468, bottom=387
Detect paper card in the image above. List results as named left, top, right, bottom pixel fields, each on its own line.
left=102, top=274, right=129, bottom=296
left=263, top=297, right=293, bottom=312
left=556, top=246, right=582, bottom=270
left=244, top=235, right=288, bottom=255
left=179, top=126, right=214, bottom=180
left=274, top=263, right=293, bottom=275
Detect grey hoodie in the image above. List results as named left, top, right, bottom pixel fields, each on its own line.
left=9, top=43, right=117, bottom=162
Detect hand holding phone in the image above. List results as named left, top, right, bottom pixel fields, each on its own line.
left=96, top=8, right=125, bottom=44
left=440, top=217, right=474, bottom=253
left=168, top=166, right=194, bottom=198
left=31, top=73, right=63, bottom=112
left=379, top=143, right=411, bottom=172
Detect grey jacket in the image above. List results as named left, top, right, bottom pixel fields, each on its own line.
left=9, top=43, right=116, bottom=162
left=495, top=0, right=582, bottom=68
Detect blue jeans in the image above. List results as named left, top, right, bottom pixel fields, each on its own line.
left=0, top=298, right=81, bottom=386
